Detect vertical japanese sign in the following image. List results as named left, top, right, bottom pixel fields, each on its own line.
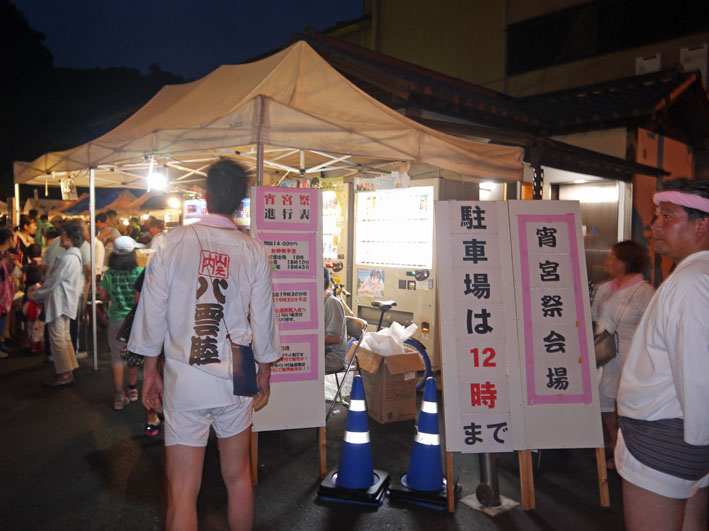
left=437, top=201, right=521, bottom=453
left=508, top=201, right=601, bottom=449
left=437, top=200, right=601, bottom=453
left=251, top=187, right=324, bottom=432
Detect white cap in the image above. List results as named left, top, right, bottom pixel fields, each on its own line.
left=112, top=235, right=145, bottom=255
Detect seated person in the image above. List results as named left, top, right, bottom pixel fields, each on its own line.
left=323, top=268, right=347, bottom=372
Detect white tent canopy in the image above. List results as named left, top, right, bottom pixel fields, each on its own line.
left=13, top=41, right=524, bottom=371
left=14, top=41, right=523, bottom=190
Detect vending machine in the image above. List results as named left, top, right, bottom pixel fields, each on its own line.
left=352, top=176, right=479, bottom=369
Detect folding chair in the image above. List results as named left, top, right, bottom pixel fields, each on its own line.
left=326, top=316, right=367, bottom=420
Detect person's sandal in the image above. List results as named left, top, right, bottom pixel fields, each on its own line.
left=144, top=420, right=162, bottom=437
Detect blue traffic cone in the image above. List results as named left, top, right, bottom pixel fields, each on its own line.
left=405, top=376, right=443, bottom=490
left=317, top=375, right=390, bottom=506
left=336, top=375, right=374, bottom=489
left=389, top=377, right=457, bottom=510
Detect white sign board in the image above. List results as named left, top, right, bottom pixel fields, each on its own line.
left=251, top=187, right=325, bottom=432
left=437, top=200, right=602, bottom=452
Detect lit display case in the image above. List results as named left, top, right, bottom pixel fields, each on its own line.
left=355, top=186, right=434, bottom=268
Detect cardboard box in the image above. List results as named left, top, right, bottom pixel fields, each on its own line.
left=348, top=343, right=424, bottom=424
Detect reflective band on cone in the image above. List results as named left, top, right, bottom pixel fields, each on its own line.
left=343, top=431, right=371, bottom=444
left=421, top=401, right=437, bottom=414
left=414, top=431, right=440, bottom=446
left=334, top=375, right=376, bottom=490
left=349, top=399, right=366, bottom=412
left=405, top=377, right=444, bottom=492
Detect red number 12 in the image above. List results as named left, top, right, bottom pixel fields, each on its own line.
left=470, top=347, right=496, bottom=367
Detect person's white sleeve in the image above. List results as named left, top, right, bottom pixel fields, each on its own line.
left=94, top=240, right=105, bottom=275
left=126, top=247, right=169, bottom=357
left=32, top=257, right=65, bottom=301
left=249, top=242, right=281, bottom=363
left=666, top=274, right=709, bottom=445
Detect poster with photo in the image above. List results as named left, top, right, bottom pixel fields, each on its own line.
left=356, top=268, right=385, bottom=297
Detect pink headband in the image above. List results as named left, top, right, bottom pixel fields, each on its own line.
left=653, top=191, right=709, bottom=213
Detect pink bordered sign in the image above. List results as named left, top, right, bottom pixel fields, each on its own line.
left=271, top=282, right=317, bottom=331
left=270, top=333, right=319, bottom=382
left=516, top=213, right=593, bottom=406
left=254, top=187, right=318, bottom=232
left=256, top=232, right=316, bottom=279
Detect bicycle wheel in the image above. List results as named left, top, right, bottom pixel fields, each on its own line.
left=404, top=338, right=432, bottom=391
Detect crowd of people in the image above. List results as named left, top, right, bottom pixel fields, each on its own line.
left=1, top=170, right=707, bottom=531
left=0, top=209, right=169, bottom=432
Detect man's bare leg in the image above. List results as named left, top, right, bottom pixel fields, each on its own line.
left=219, top=426, right=254, bottom=531
left=682, top=486, right=708, bottom=531
left=622, top=479, right=685, bottom=531
left=165, top=444, right=206, bottom=531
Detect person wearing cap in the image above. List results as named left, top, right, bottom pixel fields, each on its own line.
left=99, top=236, right=144, bottom=409
left=29, top=220, right=85, bottom=387
left=615, top=178, right=709, bottom=531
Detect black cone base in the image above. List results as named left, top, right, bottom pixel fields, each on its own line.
left=388, top=472, right=460, bottom=511
left=317, top=468, right=390, bottom=506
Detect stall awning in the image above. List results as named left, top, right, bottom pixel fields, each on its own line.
left=14, top=41, right=524, bottom=190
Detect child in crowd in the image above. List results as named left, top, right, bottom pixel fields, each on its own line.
left=99, top=236, right=144, bottom=410
left=22, top=265, right=45, bottom=354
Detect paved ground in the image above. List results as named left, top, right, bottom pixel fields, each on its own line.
left=0, top=339, right=626, bottom=530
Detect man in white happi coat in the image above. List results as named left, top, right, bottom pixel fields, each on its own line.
left=616, top=178, right=709, bottom=531
left=128, top=160, right=281, bottom=530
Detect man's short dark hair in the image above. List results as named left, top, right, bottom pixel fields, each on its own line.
left=0, top=228, right=13, bottom=246
left=206, top=159, right=248, bottom=215
left=661, top=178, right=709, bottom=221
left=106, top=210, right=117, bottom=219
left=29, top=209, right=38, bottom=219
left=324, top=267, right=332, bottom=290
left=148, top=217, right=163, bottom=231
left=27, top=243, right=42, bottom=260
left=95, top=212, right=107, bottom=223
left=61, top=220, right=85, bottom=248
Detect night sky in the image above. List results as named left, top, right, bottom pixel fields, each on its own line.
left=12, top=0, right=363, bottom=79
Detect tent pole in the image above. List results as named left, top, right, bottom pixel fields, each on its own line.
left=14, top=183, right=20, bottom=227
left=90, top=168, right=98, bottom=371
left=256, top=143, right=264, bottom=186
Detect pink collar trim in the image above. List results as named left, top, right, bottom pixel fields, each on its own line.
left=196, top=213, right=239, bottom=230
left=609, top=273, right=644, bottom=292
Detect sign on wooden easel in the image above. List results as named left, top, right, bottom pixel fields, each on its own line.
left=250, top=187, right=325, bottom=433
left=436, top=200, right=605, bottom=509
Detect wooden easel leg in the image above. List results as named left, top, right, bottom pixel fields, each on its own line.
left=250, top=431, right=258, bottom=486
left=595, top=447, right=610, bottom=507
left=319, top=426, right=327, bottom=479
left=518, top=450, right=536, bottom=511
left=445, top=451, right=455, bottom=513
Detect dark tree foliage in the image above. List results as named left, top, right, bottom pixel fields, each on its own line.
left=0, top=0, right=184, bottom=201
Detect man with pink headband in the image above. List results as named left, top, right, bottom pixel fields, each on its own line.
left=616, top=178, right=709, bottom=530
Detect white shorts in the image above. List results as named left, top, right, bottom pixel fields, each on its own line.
left=164, top=402, right=253, bottom=447
left=615, top=429, right=709, bottom=499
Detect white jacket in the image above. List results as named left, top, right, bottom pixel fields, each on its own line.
left=128, top=215, right=281, bottom=411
